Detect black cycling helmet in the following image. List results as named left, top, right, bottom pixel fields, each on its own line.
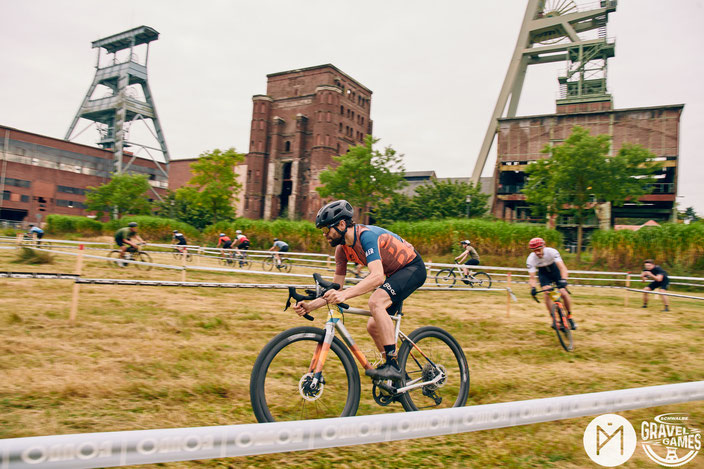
left=128, top=222, right=138, bottom=227
left=315, top=200, right=354, bottom=228
left=173, top=230, right=179, bottom=233
left=273, top=238, right=279, bottom=242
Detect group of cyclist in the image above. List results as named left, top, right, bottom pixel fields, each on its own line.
left=103, top=198, right=670, bottom=382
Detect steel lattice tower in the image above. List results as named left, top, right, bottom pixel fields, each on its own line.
left=65, top=26, right=170, bottom=176
left=471, top=0, right=617, bottom=183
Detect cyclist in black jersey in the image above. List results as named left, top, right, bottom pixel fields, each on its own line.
left=641, top=259, right=670, bottom=311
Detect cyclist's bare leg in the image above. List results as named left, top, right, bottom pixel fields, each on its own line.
left=274, top=253, right=281, bottom=265
left=461, top=266, right=469, bottom=277
left=659, top=288, right=669, bottom=308
left=543, top=292, right=555, bottom=315
left=642, top=287, right=651, bottom=306
left=559, top=287, right=573, bottom=313
left=366, top=289, right=395, bottom=353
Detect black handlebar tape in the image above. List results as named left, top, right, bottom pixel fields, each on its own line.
left=303, top=314, right=314, bottom=321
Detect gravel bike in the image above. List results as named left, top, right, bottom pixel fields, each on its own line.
left=532, top=286, right=573, bottom=352
left=434, top=262, right=491, bottom=288
left=22, top=234, right=51, bottom=250
left=171, top=246, right=192, bottom=262
left=262, top=254, right=291, bottom=272
left=219, top=251, right=251, bottom=269
left=250, top=273, right=470, bottom=423
left=107, top=244, right=153, bottom=270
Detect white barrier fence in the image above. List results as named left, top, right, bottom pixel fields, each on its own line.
left=1, top=381, right=702, bottom=469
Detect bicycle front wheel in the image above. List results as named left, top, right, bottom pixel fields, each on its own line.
left=434, top=269, right=457, bottom=287
left=397, top=326, right=470, bottom=411
left=551, top=304, right=573, bottom=352
left=250, top=326, right=361, bottom=423
left=107, top=250, right=125, bottom=268
left=470, top=272, right=492, bottom=288
left=134, top=252, right=153, bottom=271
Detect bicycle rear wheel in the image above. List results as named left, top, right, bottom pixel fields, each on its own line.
left=470, top=272, right=492, bottom=288
left=434, top=269, right=457, bottom=287
left=281, top=259, right=292, bottom=273
left=397, top=326, right=470, bottom=411
left=250, top=326, right=360, bottom=423
left=134, top=252, right=153, bottom=271
left=551, top=304, right=573, bottom=352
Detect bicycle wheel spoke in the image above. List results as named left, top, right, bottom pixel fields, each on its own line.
left=252, top=331, right=358, bottom=422
left=398, top=328, right=469, bottom=411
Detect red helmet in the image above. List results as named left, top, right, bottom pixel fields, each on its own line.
left=528, top=237, right=545, bottom=249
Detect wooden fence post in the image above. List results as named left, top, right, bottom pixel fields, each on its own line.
left=15, top=233, right=23, bottom=248
left=69, top=244, right=84, bottom=322
left=196, top=247, right=202, bottom=266
left=506, top=272, right=512, bottom=317
left=624, top=273, right=631, bottom=307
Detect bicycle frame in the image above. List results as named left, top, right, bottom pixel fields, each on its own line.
left=534, top=287, right=570, bottom=329
left=308, top=303, right=444, bottom=395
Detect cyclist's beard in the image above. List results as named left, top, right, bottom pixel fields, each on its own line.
left=330, top=226, right=348, bottom=247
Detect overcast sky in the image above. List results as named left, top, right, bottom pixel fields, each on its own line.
left=2, top=0, right=703, bottom=213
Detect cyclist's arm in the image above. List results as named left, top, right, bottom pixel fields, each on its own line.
left=293, top=272, right=347, bottom=315
left=455, top=250, right=468, bottom=262
left=528, top=271, right=538, bottom=289
left=325, top=259, right=384, bottom=305
left=556, top=259, right=569, bottom=281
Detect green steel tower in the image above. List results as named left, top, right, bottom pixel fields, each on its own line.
left=65, top=26, right=170, bottom=178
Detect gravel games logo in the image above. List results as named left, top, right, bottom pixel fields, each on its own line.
left=641, top=413, right=701, bottom=467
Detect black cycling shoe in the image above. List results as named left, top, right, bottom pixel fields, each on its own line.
left=365, top=362, right=403, bottom=382
left=568, top=318, right=577, bottom=330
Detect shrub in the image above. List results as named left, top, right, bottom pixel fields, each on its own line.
left=45, top=215, right=103, bottom=236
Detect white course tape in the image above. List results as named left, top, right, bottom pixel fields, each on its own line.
left=0, top=381, right=702, bottom=469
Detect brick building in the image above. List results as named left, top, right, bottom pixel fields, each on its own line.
left=493, top=101, right=683, bottom=227
left=0, top=124, right=168, bottom=225
left=243, top=64, right=373, bottom=220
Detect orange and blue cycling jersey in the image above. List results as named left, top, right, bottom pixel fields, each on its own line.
left=335, top=224, right=416, bottom=277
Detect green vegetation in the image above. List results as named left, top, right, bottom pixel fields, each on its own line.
left=85, top=172, right=153, bottom=219
left=386, top=218, right=562, bottom=257
left=591, top=222, right=704, bottom=271
left=11, top=247, right=54, bottom=264
left=45, top=214, right=103, bottom=236
left=317, top=135, right=406, bottom=223
left=524, top=126, right=661, bottom=261
left=375, top=180, right=489, bottom=224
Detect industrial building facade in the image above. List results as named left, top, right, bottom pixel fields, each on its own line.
left=493, top=101, right=683, bottom=226
left=0, top=125, right=168, bottom=225
left=243, top=64, right=373, bottom=220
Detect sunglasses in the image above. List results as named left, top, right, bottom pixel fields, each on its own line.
left=321, top=226, right=331, bottom=235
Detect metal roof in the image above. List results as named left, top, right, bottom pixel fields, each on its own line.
left=92, top=26, right=159, bottom=53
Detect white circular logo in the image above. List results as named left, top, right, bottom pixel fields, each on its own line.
left=583, top=414, right=637, bottom=467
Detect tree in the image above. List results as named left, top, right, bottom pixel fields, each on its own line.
left=154, top=188, right=211, bottom=230
left=413, top=180, right=489, bottom=219
left=523, top=126, right=662, bottom=261
left=317, top=135, right=406, bottom=223
left=186, top=147, right=245, bottom=224
left=85, top=173, right=152, bottom=219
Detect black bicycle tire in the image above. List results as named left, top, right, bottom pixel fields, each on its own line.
left=250, top=326, right=361, bottom=423
left=135, top=252, right=153, bottom=271
left=107, top=250, right=123, bottom=268
left=263, top=258, right=275, bottom=271
left=471, top=272, right=492, bottom=289
left=435, top=269, right=457, bottom=287
left=172, top=250, right=181, bottom=260
left=397, top=326, right=470, bottom=411
left=551, top=303, right=573, bottom=352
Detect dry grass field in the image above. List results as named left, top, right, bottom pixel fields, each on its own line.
left=1, top=243, right=703, bottom=468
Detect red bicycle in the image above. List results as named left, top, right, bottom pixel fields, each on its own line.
left=532, top=286, right=573, bottom=352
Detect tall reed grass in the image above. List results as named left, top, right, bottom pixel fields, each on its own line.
left=591, top=223, right=704, bottom=270
left=386, top=218, right=562, bottom=257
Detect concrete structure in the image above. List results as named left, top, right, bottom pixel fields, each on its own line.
left=65, top=26, right=170, bottom=181
left=243, top=64, right=373, bottom=220
left=493, top=103, right=684, bottom=225
left=0, top=125, right=168, bottom=224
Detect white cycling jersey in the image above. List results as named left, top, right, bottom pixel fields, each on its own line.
left=526, top=247, right=563, bottom=273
